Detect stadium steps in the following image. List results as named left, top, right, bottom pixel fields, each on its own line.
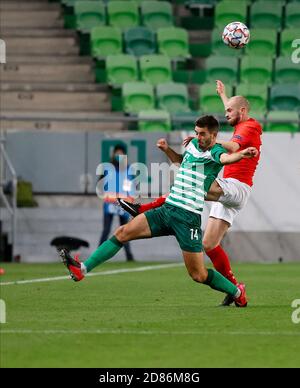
left=0, top=1, right=60, bottom=11
left=5, top=55, right=93, bottom=65
left=1, top=112, right=125, bottom=131
left=0, top=0, right=122, bottom=132
left=0, top=82, right=108, bottom=92
left=0, top=63, right=95, bottom=83
left=3, top=37, right=79, bottom=55
left=0, top=10, right=64, bottom=28
left=1, top=91, right=111, bottom=111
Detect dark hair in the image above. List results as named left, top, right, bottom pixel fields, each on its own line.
left=195, top=115, right=220, bottom=133
left=113, top=144, right=127, bottom=154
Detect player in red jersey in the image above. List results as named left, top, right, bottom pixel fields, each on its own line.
left=119, top=80, right=262, bottom=306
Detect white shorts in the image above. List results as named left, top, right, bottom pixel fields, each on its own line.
left=209, top=178, right=252, bottom=226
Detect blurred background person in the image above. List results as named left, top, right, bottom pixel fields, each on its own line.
left=99, top=144, right=135, bottom=262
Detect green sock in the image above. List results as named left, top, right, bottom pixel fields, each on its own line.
left=204, top=269, right=238, bottom=296
left=84, top=236, right=123, bottom=273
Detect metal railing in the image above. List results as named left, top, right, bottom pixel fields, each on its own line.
left=0, top=131, right=17, bottom=260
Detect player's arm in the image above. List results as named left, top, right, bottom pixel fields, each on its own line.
left=220, top=147, right=258, bottom=165
left=216, top=139, right=240, bottom=153
left=157, top=138, right=183, bottom=164
left=216, top=80, right=229, bottom=107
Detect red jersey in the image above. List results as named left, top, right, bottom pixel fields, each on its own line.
left=223, top=118, right=262, bottom=187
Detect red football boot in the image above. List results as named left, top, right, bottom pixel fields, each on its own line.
left=234, top=283, right=248, bottom=307
left=59, top=248, right=84, bottom=282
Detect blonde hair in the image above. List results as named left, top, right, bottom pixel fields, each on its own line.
left=229, top=96, right=250, bottom=112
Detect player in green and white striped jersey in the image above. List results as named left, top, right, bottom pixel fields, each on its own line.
left=60, top=116, right=257, bottom=307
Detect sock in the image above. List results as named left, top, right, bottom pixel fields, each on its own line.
left=204, top=269, right=238, bottom=297
left=139, top=195, right=167, bottom=213
left=205, top=245, right=238, bottom=285
left=84, top=236, right=123, bottom=273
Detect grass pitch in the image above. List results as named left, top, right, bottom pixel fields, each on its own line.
left=0, top=261, right=300, bottom=368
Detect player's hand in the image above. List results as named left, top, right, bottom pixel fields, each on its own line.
left=216, top=80, right=225, bottom=96
left=157, top=138, right=169, bottom=152
left=240, top=147, right=259, bottom=158
left=182, top=136, right=194, bottom=148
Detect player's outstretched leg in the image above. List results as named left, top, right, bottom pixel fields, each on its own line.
left=118, top=196, right=167, bottom=217
left=58, top=248, right=85, bottom=282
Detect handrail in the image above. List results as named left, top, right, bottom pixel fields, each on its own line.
left=0, top=133, right=17, bottom=261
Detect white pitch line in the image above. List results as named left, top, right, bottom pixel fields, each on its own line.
left=0, top=263, right=184, bottom=286
left=1, top=329, right=299, bottom=336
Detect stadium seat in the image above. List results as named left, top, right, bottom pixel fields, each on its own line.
left=205, top=56, right=239, bottom=84
left=122, top=82, right=155, bottom=114
left=106, top=55, right=138, bottom=86
left=157, top=27, right=190, bottom=59
left=74, top=1, right=106, bottom=32
left=280, top=29, right=299, bottom=57
left=235, top=84, right=268, bottom=114
left=250, top=1, right=283, bottom=29
left=199, top=83, right=233, bottom=114
left=285, top=3, right=300, bottom=29
left=270, top=84, right=300, bottom=111
left=211, top=29, right=243, bottom=57
left=156, top=82, right=190, bottom=113
left=141, top=1, right=173, bottom=30
left=91, top=26, right=122, bottom=57
left=245, top=29, right=278, bottom=57
left=138, top=109, right=171, bottom=131
left=107, top=1, right=139, bottom=29
left=240, top=56, right=273, bottom=85
left=140, top=55, right=172, bottom=86
left=275, top=57, right=300, bottom=84
left=124, top=27, right=156, bottom=57
left=172, top=111, right=199, bottom=131
left=265, top=111, right=299, bottom=132
left=214, top=0, right=247, bottom=29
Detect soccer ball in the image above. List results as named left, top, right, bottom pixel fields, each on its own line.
left=222, top=22, right=250, bottom=49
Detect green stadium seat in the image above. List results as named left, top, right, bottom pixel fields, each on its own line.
left=91, top=26, right=122, bottom=57
left=107, top=1, right=139, bottom=29
left=140, top=55, right=172, bottom=85
left=270, top=84, right=300, bottom=111
left=141, top=1, right=173, bottom=30
left=240, top=56, right=273, bottom=85
left=124, top=27, right=156, bottom=57
left=280, top=29, right=299, bottom=57
left=156, top=82, right=190, bottom=113
left=246, top=29, right=278, bottom=57
left=205, top=56, right=239, bottom=84
left=265, top=111, right=299, bottom=132
left=211, top=29, right=243, bottom=56
left=138, top=109, right=171, bottom=131
left=157, top=27, right=190, bottom=59
left=214, top=0, right=247, bottom=29
left=74, top=1, right=106, bottom=32
left=275, top=57, right=300, bottom=84
left=250, top=1, right=283, bottom=29
left=198, top=83, right=233, bottom=114
left=106, top=54, right=138, bottom=86
left=122, top=82, right=155, bottom=114
left=235, top=83, right=268, bottom=114
left=285, top=3, right=300, bottom=29
left=172, top=111, right=199, bottom=131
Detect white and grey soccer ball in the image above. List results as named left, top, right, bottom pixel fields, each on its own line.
left=222, top=22, right=250, bottom=49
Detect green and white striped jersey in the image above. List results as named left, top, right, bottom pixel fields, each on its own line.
left=166, top=138, right=227, bottom=215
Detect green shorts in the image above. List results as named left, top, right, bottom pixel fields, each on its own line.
left=145, top=203, right=203, bottom=252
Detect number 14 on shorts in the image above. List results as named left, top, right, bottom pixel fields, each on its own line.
left=190, top=229, right=199, bottom=240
